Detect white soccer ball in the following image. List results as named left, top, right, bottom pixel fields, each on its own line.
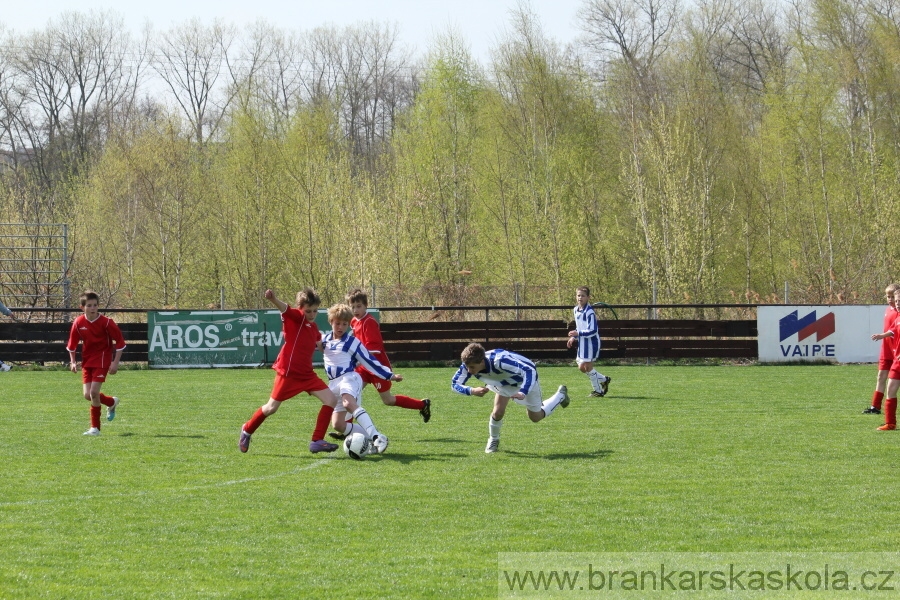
left=343, top=431, right=371, bottom=460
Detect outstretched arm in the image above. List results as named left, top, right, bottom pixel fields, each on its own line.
left=265, top=289, right=288, bottom=313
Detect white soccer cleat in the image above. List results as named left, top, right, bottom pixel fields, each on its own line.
left=485, top=437, right=500, bottom=453
left=372, top=434, right=389, bottom=454
left=0, top=361, right=11, bottom=372
left=83, top=427, right=101, bottom=436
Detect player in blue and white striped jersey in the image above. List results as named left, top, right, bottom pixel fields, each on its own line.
left=566, top=286, right=611, bottom=397
left=321, top=304, right=401, bottom=454
left=451, top=343, right=570, bottom=453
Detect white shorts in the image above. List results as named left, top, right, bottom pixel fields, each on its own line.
left=486, top=381, right=543, bottom=413
left=328, top=372, right=363, bottom=413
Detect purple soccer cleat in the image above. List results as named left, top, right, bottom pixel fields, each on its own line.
left=239, top=429, right=252, bottom=453
left=309, top=439, right=339, bottom=453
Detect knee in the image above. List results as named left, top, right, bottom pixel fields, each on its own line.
left=83, top=392, right=93, bottom=401
left=578, top=363, right=590, bottom=373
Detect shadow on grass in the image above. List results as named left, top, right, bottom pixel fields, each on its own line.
left=369, top=452, right=467, bottom=464
left=503, top=449, right=614, bottom=460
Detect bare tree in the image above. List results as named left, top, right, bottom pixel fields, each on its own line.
left=579, top=0, right=681, bottom=88
left=152, top=19, right=237, bottom=145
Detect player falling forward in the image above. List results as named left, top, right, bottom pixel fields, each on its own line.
left=66, top=290, right=125, bottom=436
left=567, top=286, right=611, bottom=397
left=864, top=283, right=899, bottom=414
left=451, top=342, right=570, bottom=453
left=345, top=288, right=430, bottom=424
left=238, top=288, right=340, bottom=454
left=321, top=303, right=399, bottom=454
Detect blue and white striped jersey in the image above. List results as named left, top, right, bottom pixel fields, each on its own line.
left=573, top=303, right=601, bottom=360
left=451, top=349, right=538, bottom=396
left=321, top=331, right=394, bottom=381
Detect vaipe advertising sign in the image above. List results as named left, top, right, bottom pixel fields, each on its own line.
left=758, top=306, right=884, bottom=363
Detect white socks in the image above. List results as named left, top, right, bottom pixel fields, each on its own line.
left=541, top=390, right=566, bottom=416
left=488, top=417, right=502, bottom=440
left=352, top=407, right=381, bottom=439
left=587, top=369, right=606, bottom=393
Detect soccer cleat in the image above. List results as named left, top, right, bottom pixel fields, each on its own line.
left=485, top=437, right=500, bottom=453
left=328, top=431, right=347, bottom=441
left=420, top=398, right=432, bottom=423
left=589, top=391, right=604, bottom=398
left=239, top=429, right=252, bottom=453
left=877, top=424, right=896, bottom=431
left=0, top=361, right=11, bottom=372
left=83, top=427, right=101, bottom=436
left=372, top=434, right=389, bottom=454
left=309, top=439, right=339, bottom=453
left=558, top=385, right=570, bottom=408
left=106, top=397, right=119, bottom=421
left=863, top=407, right=882, bottom=414
left=601, top=376, right=611, bottom=396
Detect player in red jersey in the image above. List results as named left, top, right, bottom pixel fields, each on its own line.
left=865, top=284, right=899, bottom=414
left=238, top=287, right=341, bottom=454
left=335, top=288, right=430, bottom=437
left=871, top=287, right=900, bottom=430
left=66, top=290, right=126, bottom=436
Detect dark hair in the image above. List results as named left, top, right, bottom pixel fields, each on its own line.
left=346, top=287, right=368, bottom=306
left=296, top=287, right=320, bottom=308
left=80, top=290, right=100, bottom=307
left=461, top=342, right=486, bottom=366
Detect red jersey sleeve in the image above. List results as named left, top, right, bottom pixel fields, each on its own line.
left=66, top=317, right=82, bottom=352
left=108, top=319, right=127, bottom=351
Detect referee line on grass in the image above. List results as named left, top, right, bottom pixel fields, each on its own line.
left=0, top=457, right=335, bottom=508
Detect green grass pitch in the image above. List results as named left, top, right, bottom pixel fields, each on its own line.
left=0, top=364, right=897, bottom=598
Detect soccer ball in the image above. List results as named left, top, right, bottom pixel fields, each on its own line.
left=343, top=431, right=371, bottom=460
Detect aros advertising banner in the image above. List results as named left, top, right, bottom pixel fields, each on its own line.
left=758, top=305, right=885, bottom=363
left=147, top=310, right=332, bottom=368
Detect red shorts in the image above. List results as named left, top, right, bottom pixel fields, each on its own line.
left=879, top=356, right=894, bottom=371
left=357, top=367, right=391, bottom=392
left=270, top=372, right=328, bottom=402
left=890, top=361, right=900, bottom=381
left=82, top=367, right=109, bottom=384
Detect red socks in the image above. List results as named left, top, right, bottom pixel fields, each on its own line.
left=872, top=391, right=885, bottom=410
left=312, top=405, right=334, bottom=441
left=90, top=405, right=101, bottom=429
left=394, top=395, right=424, bottom=410
left=885, top=398, right=897, bottom=427
left=243, top=408, right=268, bottom=435
left=99, top=394, right=115, bottom=407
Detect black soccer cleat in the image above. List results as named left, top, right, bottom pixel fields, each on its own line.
left=863, top=406, right=882, bottom=415
left=420, top=398, right=431, bottom=423
left=328, top=432, right=347, bottom=441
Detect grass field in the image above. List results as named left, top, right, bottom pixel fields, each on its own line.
left=1, top=364, right=898, bottom=598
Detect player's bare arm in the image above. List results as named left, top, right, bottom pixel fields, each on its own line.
left=470, top=387, right=489, bottom=396
left=264, top=289, right=288, bottom=312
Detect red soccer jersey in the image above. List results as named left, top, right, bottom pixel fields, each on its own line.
left=272, top=306, right=321, bottom=378
left=351, top=313, right=390, bottom=368
left=883, top=305, right=899, bottom=361
left=67, top=314, right=126, bottom=369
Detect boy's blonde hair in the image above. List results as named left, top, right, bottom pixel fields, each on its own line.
left=327, top=303, right=353, bottom=323
left=346, top=288, right=368, bottom=306
left=461, top=342, right=485, bottom=366
left=887, top=284, right=899, bottom=294
left=80, top=290, right=100, bottom=307
left=296, top=287, right=320, bottom=308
